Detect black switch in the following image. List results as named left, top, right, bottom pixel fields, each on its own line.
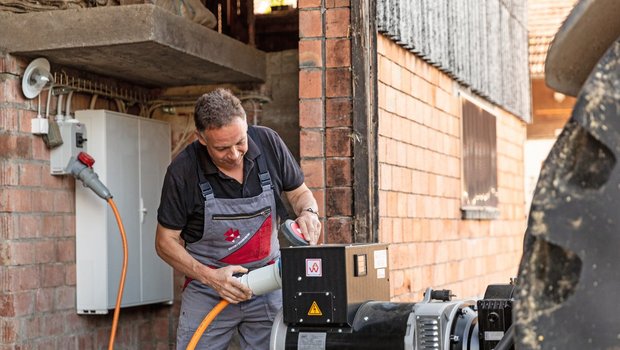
left=76, top=133, right=87, bottom=148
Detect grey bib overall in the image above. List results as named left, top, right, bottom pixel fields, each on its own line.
left=177, top=139, right=282, bottom=350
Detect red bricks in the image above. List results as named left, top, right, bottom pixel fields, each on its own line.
left=54, top=286, right=75, bottom=310
left=326, top=39, right=351, bottom=68
left=299, top=1, right=354, bottom=244
left=325, top=68, right=351, bottom=97
left=0, top=108, right=18, bottom=132
left=326, top=0, right=350, bottom=7
left=17, top=214, right=41, bottom=239
left=0, top=318, right=18, bottom=344
left=4, top=266, right=40, bottom=292
left=326, top=98, right=352, bottom=127
left=299, top=129, right=324, bottom=157
left=0, top=161, right=18, bottom=186
left=377, top=34, right=526, bottom=301
left=41, top=264, right=65, bottom=288
left=299, top=10, right=323, bottom=38
left=325, top=8, right=350, bottom=38
left=326, top=187, right=352, bottom=216
left=299, top=99, right=324, bottom=128
left=41, top=215, right=64, bottom=237
left=0, top=134, right=31, bottom=159
left=299, top=40, right=322, bottom=68
left=325, top=128, right=351, bottom=157
left=298, top=0, right=321, bottom=8
left=299, top=70, right=322, bottom=99
left=35, top=288, right=54, bottom=313
left=56, top=239, right=74, bottom=262
left=326, top=217, right=353, bottom=243
left=326, top=158, right=352, bottom=186
left=0, top=215, right=12, bottom=241
left=18, top=162, right=42, bottom=187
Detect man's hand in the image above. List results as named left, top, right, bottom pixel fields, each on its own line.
left=296, top=211, right=322, bottom=245
left=206, top=265, right=253, bottom=304
left=155, top=224, right=253, bottom=303
left=284, top=183, right=322, bottom=245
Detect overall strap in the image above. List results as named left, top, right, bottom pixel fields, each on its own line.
left=190, top=142, right=215, bottom=201
left=247, top=126, right=290, bottom=220
left=251, top=138, right=273, bottom=192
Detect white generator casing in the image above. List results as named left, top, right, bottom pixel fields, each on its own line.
left=75, top=110, right=173, bottom=314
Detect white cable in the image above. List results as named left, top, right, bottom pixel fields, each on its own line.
left=56, top=94, right=64, bottom=122
left=89, top=94, right=99, bottom=109
left=45, top=86, right=54, bottom=119
left=37, top=94, right=42, bottom=118
left=65, top=91, right=74, bottom=119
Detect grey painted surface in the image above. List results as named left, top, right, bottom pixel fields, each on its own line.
left=377, top=0, right=531, bottom=121
left=0, top=4, right=266, bottom=87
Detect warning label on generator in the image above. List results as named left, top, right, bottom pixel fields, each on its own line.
left=305, top=258, right=322, bottom=277
left=307, top=301, right=323, bottom=316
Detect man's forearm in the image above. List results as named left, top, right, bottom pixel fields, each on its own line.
left=155, top=223, right=254, bottom=302
left=155, top=224, right=213, bottom=284
left=284, top=183, right=322, bottom=244
left=285, top=183, right=319, bottom=217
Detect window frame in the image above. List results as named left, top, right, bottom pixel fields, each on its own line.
left=459, top=92, right=500, bottom=220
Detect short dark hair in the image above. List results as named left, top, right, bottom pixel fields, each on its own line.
left=194, top=88, right=246, bottom=131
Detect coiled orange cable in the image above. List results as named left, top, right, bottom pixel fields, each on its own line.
left=107, top=198, right=128, bottom=350
left=186, top=300, right=230, bottom=350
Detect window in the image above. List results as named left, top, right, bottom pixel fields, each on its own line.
left=461, top=97, right=500, bottom=220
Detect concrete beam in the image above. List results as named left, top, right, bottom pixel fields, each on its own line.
left=0, top=4, right=266, bottom=87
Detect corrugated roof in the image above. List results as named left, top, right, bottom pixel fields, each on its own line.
left=528, top=0, right=578, bottom=78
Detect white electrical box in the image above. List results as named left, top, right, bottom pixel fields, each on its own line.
left=50, top=120, right=87, bottom=174
left=74, top=110, right=173, bottom=314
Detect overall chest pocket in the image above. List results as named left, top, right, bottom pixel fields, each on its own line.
left=208, top=206, right=273, bottom=265
left=211, top=207, right=271, bottom=222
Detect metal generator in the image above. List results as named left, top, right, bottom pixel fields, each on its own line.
left=269, top=244, right=514, bottom=350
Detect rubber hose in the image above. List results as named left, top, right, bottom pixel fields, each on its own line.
left=107, top=198, right=128, bottom=350
left=186, top=300, right=230, bottom=350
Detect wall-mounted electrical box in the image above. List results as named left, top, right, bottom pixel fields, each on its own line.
left=50, top=121, right=87, bottom=174
left=74, top=110, right=173, bottom=314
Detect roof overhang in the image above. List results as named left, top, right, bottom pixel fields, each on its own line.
left=0, top=4, right=266, bottom=87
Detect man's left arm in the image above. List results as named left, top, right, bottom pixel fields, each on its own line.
left=284, top=183, right=322, bottom=245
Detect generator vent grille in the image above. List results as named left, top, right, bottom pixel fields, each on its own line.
left=416, top=316, right=441, bottom=349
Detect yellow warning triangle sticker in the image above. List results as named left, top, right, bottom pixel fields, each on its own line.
left=307, top=301, right=323, bottom=316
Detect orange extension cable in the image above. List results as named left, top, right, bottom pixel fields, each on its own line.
left=186, top=299, right=230, bottom=350
left=107, top=198, right=128, bottom=350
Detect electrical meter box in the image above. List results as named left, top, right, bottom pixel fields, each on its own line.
left=74, top=110, right=173, bottom=314
left=281, top=244, right=390, bottom=326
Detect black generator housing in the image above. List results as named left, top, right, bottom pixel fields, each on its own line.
left=477, top=283, right=515, bottom=350
left=280, top=244, right=390, bottom=327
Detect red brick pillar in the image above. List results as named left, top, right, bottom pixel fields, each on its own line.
left=0, top=54, right=74, bottom=348
left=298, top=0, right=353, bottom=243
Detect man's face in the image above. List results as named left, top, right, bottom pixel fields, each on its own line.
left=197, top=117, right=249, bottom=171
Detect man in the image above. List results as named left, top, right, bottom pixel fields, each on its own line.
left=155, top=88, right=321, bottom=350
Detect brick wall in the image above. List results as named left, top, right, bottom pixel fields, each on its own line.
left=376, top=35, right=527, bottom=301
left=298, top=0, right=354, bottom=243
left=0, top=53, right=173, bottom=350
